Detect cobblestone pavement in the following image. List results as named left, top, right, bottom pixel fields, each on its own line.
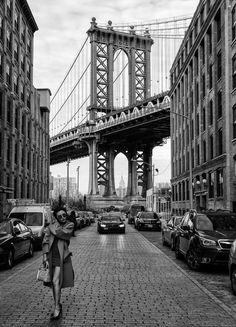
left=1, top=222, right=236, bottom=326
left=139, top=229, right=236, bottom=316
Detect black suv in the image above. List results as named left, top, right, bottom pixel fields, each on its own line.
left=175, top=210, right=236, bottom=270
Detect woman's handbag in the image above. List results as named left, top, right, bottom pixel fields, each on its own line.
left=36, top=262, right=51, bottom=283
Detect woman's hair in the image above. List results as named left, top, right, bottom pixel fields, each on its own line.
left=53, top=206, right=67, bottom=220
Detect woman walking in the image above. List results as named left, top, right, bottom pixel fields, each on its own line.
left=42, top=207, right=74, bottom=320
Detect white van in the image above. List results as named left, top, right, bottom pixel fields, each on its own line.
left=8, top=203, right=52, bottom=249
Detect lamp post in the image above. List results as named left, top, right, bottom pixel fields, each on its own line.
left=76, top=166, right=80, bottom=195
left=66, top=157, right=71, bottom=208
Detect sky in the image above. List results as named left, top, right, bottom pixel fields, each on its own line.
left=27, top=0, right=200, bottom=194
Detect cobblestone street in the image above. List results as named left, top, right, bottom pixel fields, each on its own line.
left=1, top=223, right=236, bottom=327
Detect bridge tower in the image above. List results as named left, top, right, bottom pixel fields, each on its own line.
left=83, top=18, right=154, bottom=208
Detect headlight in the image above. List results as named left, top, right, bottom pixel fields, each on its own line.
left=200, top=237, right=217, bottom=246
left=119, top=224, right=125, bottom=228
left=100, top=223, right=106, bottom=228
left=230, top=240, right=236, bottom=254
left=138, top=218, right=144, bottom=223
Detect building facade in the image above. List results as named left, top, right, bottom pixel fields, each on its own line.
left=0, top=0, right=50, bottom=218
left=170, top=0, right=236, bottom=214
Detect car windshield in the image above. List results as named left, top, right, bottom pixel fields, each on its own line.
left=25, top=213, right=43, bottom=226
left=0, top=221, right=11, bottom=235
left=101, top=216, right=121, bottom=222
left=140, top=212, right=158, bottom=219
left=196, top=215, right=214, bottom=230
left=174, top=217, right=182, bottom=226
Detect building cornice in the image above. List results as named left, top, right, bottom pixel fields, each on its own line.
left=18, top=0, right=38, bottom=33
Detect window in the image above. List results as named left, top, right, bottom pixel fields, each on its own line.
left=15, top=106, right=18, bottom=129
left=21, top=20, right=26, bottom=43
left=202, top=73, right=205, bottom=97
left=26, top=61, right=30, bottom=80
left=26, top=91, right=30, bottom=108
left=207, top=26, right=212, bottom=56
left=200, top=39, right=205, bottom=65
left=13, top=73, right=18, bottom=94
left=20, top=83, right=24, bottom=102
left=217, top=91, right=222, bottom=118
left=209, top=100, right=213, bottom=125
left=7, top=138, right=10, bottom=161
left=0, top=16, right=3, bottom=41
left=0, top=90, right=3, bottom=118
left=20, top=53, right=25, bottom=71
left=202, top=107, right=206, bottom=131
left=6, top=28, right=12, bottom=51
left=196, top=113, right=199, bottom=136
left=217, top=52, right=222, bottom=80
left=26, top=37, right=31, bottom=54
left=209, top=64, right=213, bottom=89
left=233, top=105, right=236, bottom=139
left=215, top=9, right=221, bottom=42
left=209, top=134, right=214, bottom=159
left=216, top=168, right=223, bottom=197
left=233, top=56, right=236, bottom=89
left=233, top=5, right=236, bottom=41
left=7, top=97, right=11, bottom=124
left=208, top=171, right=214, bottom=198
left=6, top=0, right=12, bottom=21
left=14, top=141, right=18, bottom=164
left=0, top=54, right=3, bottom=75
left=14, top=9, right=19, bottom=31
left=218, top=128, right=223, bottom=155
left=203, top=139, right=206, bottom=162
left=13, top=40, right=18, bottom=61
left=6, top=62, right=11, bottom=85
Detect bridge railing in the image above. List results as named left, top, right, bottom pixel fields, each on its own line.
left=50, top=98, right=170, bottom=146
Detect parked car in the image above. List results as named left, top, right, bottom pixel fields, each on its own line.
left=8, top=203, right=51, bottom=249
left=97, top=214, right=125, bottom=234
left=229, top=238, right=236, bottom=295
left=134, top=211, right=161, bottom=231
left=0, top=218, right=34, bottom=268
left=175, top=209, right=236, bottom=270
left=162, top=215, right=183, bottom=249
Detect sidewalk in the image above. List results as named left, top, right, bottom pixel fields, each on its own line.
left=1, top=223, right=236, bottom=327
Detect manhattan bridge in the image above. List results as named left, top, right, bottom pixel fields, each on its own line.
left=49, top=16, right=191, bottom=207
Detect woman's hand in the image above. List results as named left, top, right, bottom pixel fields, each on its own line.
left=43, top=254, right=48, bottom=266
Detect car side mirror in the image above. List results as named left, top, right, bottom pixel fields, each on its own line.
left=13, top=227, right=21, bottom=235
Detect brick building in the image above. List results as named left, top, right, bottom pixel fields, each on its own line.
left=0, top=0, right=50, bottom=218
left=170, top=0, right=236, bottom=214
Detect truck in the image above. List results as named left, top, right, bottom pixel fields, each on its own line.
left=7, top=199, right=51, bottom=249
left=127, top=203, right=145, bottom=224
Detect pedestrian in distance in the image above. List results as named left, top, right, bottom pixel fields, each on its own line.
left=69, top=210, right=77, bottom=236
left=42, top=206, right=74, bottom=320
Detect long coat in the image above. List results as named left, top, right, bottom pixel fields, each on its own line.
left=42, top=220, right=74, bottom=288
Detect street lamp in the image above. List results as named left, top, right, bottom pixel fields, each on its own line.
left=66, top=157, right=71, bottom=208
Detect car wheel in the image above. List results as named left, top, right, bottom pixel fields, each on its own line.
left=186, top=249, right=200, bottom=270
left=162, top=233, right=167, bottom=246
left=6, top=249, right=14, bottom=269
left=171, top=237, right=175, bottom=251
left=231, top=267, right=236, bottom=295
left=28, top=242, right=34, bottom=258
left=175, top=241, right=182, bottom=259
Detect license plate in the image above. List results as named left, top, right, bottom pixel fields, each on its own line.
left=147, top=224, right=153, bottom=228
